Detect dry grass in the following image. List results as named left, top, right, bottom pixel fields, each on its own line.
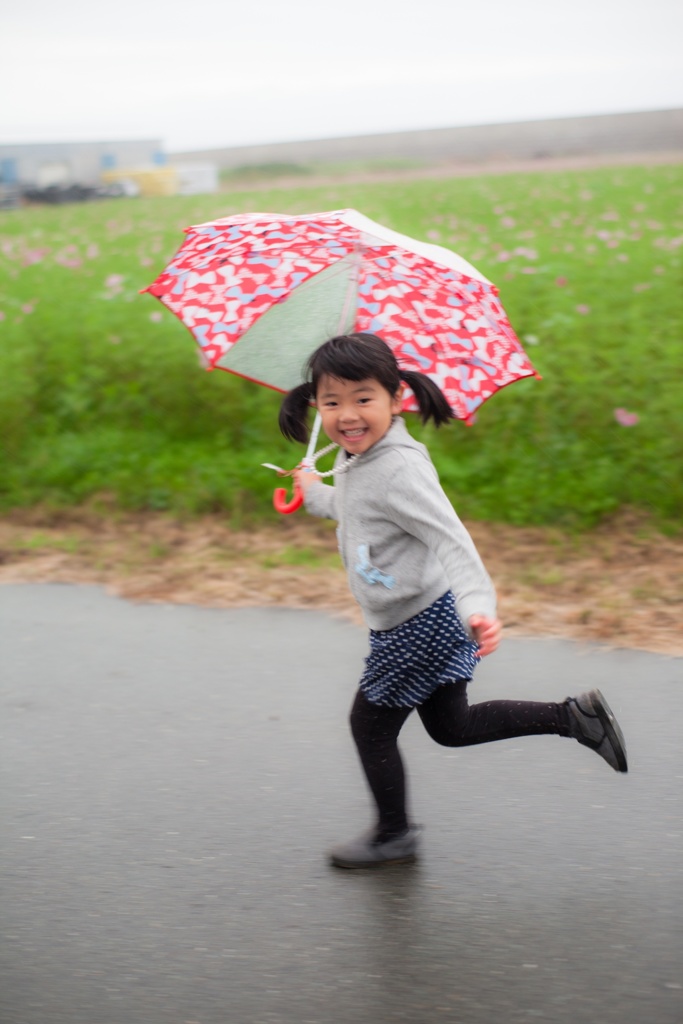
left=1, top=507, right=681, bottom=657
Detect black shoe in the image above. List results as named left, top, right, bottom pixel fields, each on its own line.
left=566, top=689, right=628, bottom=772
left=329, top=826, right=421, bottom=869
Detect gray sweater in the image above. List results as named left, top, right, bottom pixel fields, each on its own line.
left=304, top=417, right=496, bottom=632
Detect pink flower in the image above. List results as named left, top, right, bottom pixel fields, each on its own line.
left=105, top=274, right=124, bottom=289
left=22, top=248, right=50, bottom=266
left=21, top=303, right=35, bottom=315
left=555, top=276, right=568, bottom=287
left=56, top=253, right=83, bottom=268
left=576, top=304, right=590, bottom=315
left=614, top=408, right=639, bottom=427
left=0, top=311, right=5, bottom=321
left=149, top=311, right=163, bottom=322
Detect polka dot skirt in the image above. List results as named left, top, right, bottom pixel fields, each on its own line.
left=359, top=591, right=479, bottom=708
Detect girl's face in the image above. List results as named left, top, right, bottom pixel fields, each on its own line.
left=316, top=374, right=403, bottom=455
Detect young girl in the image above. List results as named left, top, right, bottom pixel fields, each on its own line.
left=280, top=333, right=628, bottom=869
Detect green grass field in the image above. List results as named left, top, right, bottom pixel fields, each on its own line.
left=1, top=162, right=681, bottom=529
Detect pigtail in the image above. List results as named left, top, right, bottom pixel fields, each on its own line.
left=401, top=369, right=454, bottom=427
left=278, top=382, right=314, bottom=444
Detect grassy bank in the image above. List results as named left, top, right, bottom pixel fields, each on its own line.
left=1, top=162, right=681, bottom=528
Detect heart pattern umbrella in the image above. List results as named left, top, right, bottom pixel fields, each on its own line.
left=144, top=208, right=537, bottom=423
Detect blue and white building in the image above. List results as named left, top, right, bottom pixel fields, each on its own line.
left=0, top=139, right=166, bottom=189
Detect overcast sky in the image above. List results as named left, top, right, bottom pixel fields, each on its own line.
left=2, top=0, right=682, bottom=152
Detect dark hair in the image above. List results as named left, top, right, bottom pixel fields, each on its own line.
left=278, top=332, right=453, bottom=444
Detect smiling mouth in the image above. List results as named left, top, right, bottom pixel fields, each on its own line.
left=341, top=429, right=367, bottom=438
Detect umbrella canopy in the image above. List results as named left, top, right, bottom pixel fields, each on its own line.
left=144, top=208, right=537, bottom=422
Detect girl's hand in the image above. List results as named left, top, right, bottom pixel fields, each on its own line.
left=293, top=466, right=321, bottom=495
left=469, top=615, right=502, bottom=657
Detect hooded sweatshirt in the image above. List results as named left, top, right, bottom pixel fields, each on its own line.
left=304, top=417, right=496, bottom=633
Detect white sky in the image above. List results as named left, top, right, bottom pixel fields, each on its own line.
left=2, top=0, right=682, bottom=152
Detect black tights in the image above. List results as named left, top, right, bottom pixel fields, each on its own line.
left=350, top=682, right=571, bottom=839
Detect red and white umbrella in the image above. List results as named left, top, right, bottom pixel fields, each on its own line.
left=145, top=208, right=538, bottom=510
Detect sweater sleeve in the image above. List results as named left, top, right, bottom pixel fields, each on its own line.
left=303, top=479, right=338, bottom=521
left=384, top=452, right=496, bottom=631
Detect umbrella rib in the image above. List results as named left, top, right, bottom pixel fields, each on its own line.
left=306, top=246, right=362, bottom=460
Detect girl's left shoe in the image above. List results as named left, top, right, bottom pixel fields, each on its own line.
left=566, top=689, right=628, bottom=772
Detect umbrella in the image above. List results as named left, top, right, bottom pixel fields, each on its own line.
left=144, top=208, right=538, bottom=512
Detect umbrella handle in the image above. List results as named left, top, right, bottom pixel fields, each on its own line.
left=273, top=481, right=304, bottom=515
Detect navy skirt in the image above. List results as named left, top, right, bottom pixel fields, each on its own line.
left=359, top=590, right=479, bottom=708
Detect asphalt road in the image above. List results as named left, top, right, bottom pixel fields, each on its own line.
left=1, top=584, right=681, bottom=1024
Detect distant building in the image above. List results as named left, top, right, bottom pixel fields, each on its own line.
left=0, top=139, right=166, bottom=189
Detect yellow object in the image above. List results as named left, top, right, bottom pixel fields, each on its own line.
left=101, top=167, right=178, bottom=197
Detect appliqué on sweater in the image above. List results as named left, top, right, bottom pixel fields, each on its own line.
left=355, top=544, right=395, bottom=590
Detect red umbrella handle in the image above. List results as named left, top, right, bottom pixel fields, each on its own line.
left=273, top=481, right=304, bottom=515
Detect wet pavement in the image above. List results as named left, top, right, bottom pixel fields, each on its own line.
left=1, top=583, right=681, bottom=1024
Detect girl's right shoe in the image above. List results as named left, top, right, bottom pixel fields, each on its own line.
left=329, top=826, right=421, bottom=869
left=566, top=689, right=628, bottom=772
